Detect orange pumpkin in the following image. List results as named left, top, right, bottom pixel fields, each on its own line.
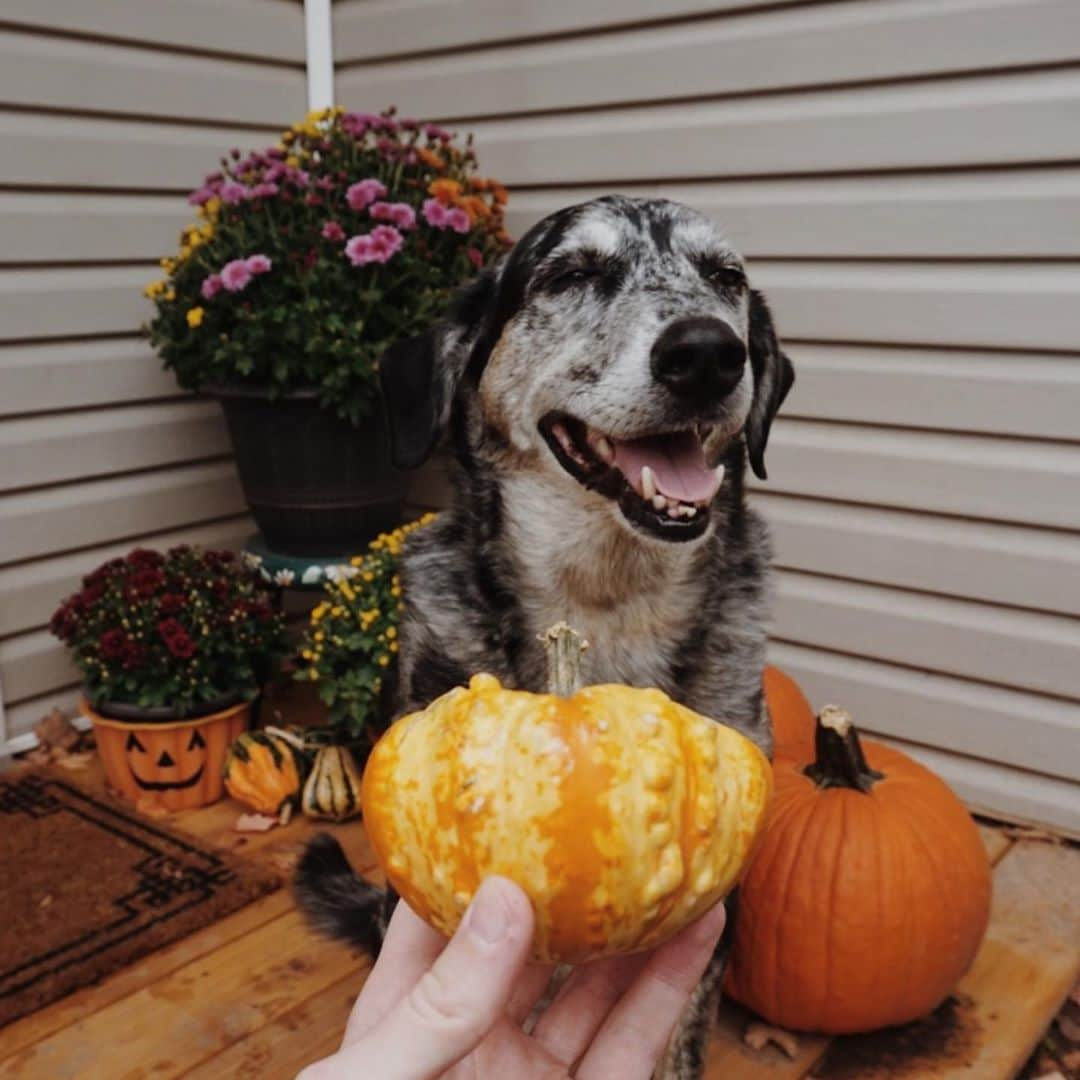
left=362, top=624, right=772, bottom=964
left=725, top=706, right=991, bottom=1034
left=83, top=698, right=250, bottom=812
left=764, top=664, right=815, bottom=761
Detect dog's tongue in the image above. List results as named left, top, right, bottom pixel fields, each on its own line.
left=612, top=431, right=719, bottom=503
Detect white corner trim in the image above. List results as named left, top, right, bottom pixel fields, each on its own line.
left=304, top=0, right=335, bottom=112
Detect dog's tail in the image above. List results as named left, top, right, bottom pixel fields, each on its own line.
left=293, top=833, right=388, bottom=955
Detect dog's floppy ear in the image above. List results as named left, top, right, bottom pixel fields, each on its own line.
left=745, top=289, right=794, bottom=481
left=379, top=269, right=498, bottom=470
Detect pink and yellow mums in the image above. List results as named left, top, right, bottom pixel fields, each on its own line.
left=144, top=107, right=512, bottom=426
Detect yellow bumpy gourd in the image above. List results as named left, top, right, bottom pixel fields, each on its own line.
left=361, top=654, right=772, bottom=963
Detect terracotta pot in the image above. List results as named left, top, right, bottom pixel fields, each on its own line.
left=81, top=697, right=251, bottom=812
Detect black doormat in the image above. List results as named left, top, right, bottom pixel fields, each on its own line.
left=0, top=771, right=279, bottom=1028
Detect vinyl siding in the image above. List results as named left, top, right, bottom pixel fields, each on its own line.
left=336, top=0, right=1080, bottom=834
left=0, top=2, right=305, bottom=752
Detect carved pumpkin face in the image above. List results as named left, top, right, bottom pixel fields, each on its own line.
left=83, top=699, right=250, bottom=811
left=126, top=728, right=207, bottom=791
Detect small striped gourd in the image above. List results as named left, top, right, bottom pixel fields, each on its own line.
left=361, top=623, right=772, bottom=963
left=301, top=745, right=364, bottom=821
left=223, top=728, right=308, bottom=821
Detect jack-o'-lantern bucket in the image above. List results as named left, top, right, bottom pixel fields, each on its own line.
left=80, top=696, right=251, bottom=812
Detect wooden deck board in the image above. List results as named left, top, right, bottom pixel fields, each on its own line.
left=1, top=762, right=1074, bottom=1080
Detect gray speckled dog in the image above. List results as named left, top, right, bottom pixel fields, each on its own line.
left=296, top=195, right=794, bottom=1078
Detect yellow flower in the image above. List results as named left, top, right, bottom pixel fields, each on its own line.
left=143, top=280, right=168, bottom=299
left=378, top=654, right=390, bottom=668
left=164, top=288, right=176, bottom=302
left=160, top=257, right=176, bottom=273
left=286, top=155, right=300, bottom=168
left=314, top=631, right=325, bottom=642
left=199, top=197, right=221, bottom=221
left=386, top=627, right=397, bottom=640
left=186, top=306, right=205, bottom=328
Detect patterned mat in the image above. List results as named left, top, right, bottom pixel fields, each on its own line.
left=0, top=771, right=279, bottom=1028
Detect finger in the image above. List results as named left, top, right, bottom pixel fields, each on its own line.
left=529, top=951, right=649, bottom=1065
left=506, top=961, right=558, bottom=1026
left=342, top=876, right=535, bottom=1080
left=575, top=902, right=727, bottom=1080
left=343, top=898, right=447, bottom=1045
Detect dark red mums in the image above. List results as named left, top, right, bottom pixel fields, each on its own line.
left=50, top=545, right=287, bottom=716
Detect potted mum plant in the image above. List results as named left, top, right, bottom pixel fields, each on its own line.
left=144, top=107, right=510, bottom=555
left=49, top=546, right=288, bottom=811
left=289, top=513, right=437, bottom=820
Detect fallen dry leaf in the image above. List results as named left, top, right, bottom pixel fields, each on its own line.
left=270, top=848, right=301, bottom=873
left=744, top=1021, right=800, bottom=1059
left=54, top=752, right=94, bottom=771
left=19, top=748, right=52, bottom=766
left=134, top=796, right=172, bottom=819
left=234, top=812, right=278, bottom=833
left=38, top=894, right=53, bottom=910
left=34, top=708, right=81, bottom=753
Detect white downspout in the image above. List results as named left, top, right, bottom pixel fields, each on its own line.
left=304, top=0, right=335, bottom=112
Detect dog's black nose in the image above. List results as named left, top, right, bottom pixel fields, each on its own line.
left=651, top=317, right=746, bottom=400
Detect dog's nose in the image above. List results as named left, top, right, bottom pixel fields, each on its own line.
left=651, top=317, right=746, bottom=400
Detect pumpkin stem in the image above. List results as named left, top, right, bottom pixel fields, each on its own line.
left=803, top=705, right=884, bottom=793
left=540, top=621, right=589, bottom=697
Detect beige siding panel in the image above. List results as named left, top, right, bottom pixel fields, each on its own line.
left=769, top=640, right=1079, bottom=785
left=464, top=69, right=1080, bottom=184
left=2, top=0, right=305, bottom=62
left=2, top=686, right=83, bottom=754
left=876, top=737, right=1079, bottom=837
left=756, top=261, right=1080, bottom=353
left=1, top=401, right=229, bottom=490
left=0, top=265, right=153, bottom=342
left=0, top=461, right=245, bottom=564
left=761, top=420, right=1080, bottom=529
left=781, top=344, right=1080, bottom=441
left=0, top=31, right=303, bottom=126
left=503, top=169, right=1080, bottom=258
left=334, top=0, right=779, bottom=62
left=1, top=193, right=188, bottom=265
left=0, top=339, right=175, bottom=416
left=340, top=0, right=1080, bottom=120
left=0, top=630, right=76, bottom=706
left=758, top=494, right=1080, bottom=617
left=773, top=570, right=1080, bottom=700
left=0, top=112, right=277, bottom=189
left=0, top=516, right=254, bottom=638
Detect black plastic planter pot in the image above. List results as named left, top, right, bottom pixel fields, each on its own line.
left=211, top=385, right=405, bottom=555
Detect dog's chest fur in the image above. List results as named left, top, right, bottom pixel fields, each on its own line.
left=500, top=473, right=704, bottom=690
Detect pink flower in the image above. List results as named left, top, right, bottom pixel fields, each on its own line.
left=422, top=198, right=448, bottom=227
left=200, top=274, right=223, bottom=300
left=445, top=207, right=471, bottom=234
left=245, top=254, right=272, bottom=275
left=321, top=221, right=345, bottom=242
left=187, top=186, right=215, bottom=206
left=424, top=123, right=452, bottom=142
left=220, top=259, right=253, bottom=292
left=369, top=201, right=417, bottom=230
left=219, top=181, right=249, bottom=205
left=344, top=225, right=403, bottom=266
left=250, top=182, right=279, bottom=198
left=467, top=247, right=484, bottom=270
left=346, top=179, right=387, bottom=210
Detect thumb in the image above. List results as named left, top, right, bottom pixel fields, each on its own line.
left=342, top=877, right=535, bottom=1080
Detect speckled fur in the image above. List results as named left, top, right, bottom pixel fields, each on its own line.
left=295, top=196, right=794, bottom=1079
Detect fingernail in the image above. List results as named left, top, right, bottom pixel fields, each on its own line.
left=465, top=879, right=510, bottom=944
left=690, top=902, right=727, bottom=945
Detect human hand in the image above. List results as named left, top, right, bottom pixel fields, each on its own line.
left=297, top=875, right=727, bottom=1080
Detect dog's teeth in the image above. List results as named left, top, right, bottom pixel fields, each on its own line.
left=640, top=465, right=656, bottom=501
left=652, top=494, right=667, bottom=511
left=714, top=464, right=726, bottom=485
left=594, top=435, right=615, bottom=463
left=684, top=505, right=697, bottom=518
left=666, top=505, right=680, bottom=519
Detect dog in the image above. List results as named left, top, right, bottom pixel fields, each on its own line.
left=296, top=194, right=794, bottom=1077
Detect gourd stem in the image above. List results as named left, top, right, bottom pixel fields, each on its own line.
left=541, top=621, right=588, bottom=697
left=803, top=705, right=884, bottom=793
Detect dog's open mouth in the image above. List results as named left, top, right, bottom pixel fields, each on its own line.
left=539, top=413, right=723, bottom=541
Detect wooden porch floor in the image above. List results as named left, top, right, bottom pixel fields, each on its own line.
left=1, top=762, right=1077, bottom=1080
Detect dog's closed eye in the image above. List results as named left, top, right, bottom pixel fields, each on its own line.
left=538, top=251, right=619, bottom=294
left=699, top=259, right=747, bottom=293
